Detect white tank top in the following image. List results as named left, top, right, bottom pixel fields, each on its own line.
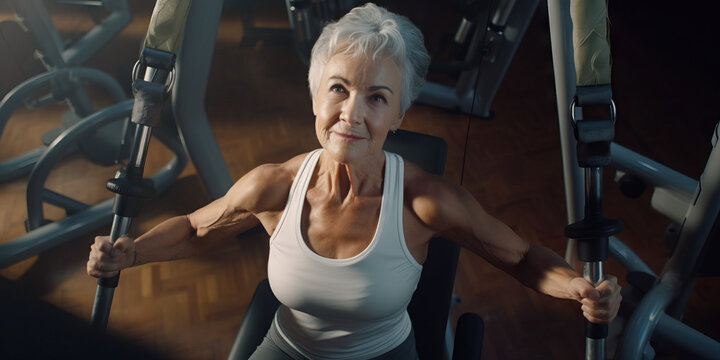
left=267, top=149, right=423, bottom=360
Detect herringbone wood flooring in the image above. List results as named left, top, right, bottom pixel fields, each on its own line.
left=1, top=1, right=718, bottom=359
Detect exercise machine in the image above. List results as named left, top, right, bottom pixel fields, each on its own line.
left=0, top=0, right=187, bottom=269
left=561, top=1, right=620, bottom=359
left=0, top=0, right=131, bottom=183
left=547, top=0, right=720, bottom=358
left=282, top=0, right=538, bottom=119
left=284, top=0, right=357, bottom=66
left=0, top=0, right=233, bottom=269
left=415, top=0, right=539, bottom=118
left=90, top=0, right=192, bottom=330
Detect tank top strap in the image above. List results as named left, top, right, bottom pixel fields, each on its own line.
left=382, top=151, right=421, bottom=269
left=375, top=152, right=403, bottom=255
left=383, top=151, right=403, bottom=234
left=289, top=149, right=322, bottom=206
left=388, top=151, right=404, bottom=208
left=269, top=149, right=322, bottom=246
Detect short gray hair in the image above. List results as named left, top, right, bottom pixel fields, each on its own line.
left=308, top=3, right=430, bottom=113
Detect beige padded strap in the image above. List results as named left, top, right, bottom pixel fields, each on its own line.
left=143, top=0, right=192, bottom=54
left=570, top=0, right=611, bottom=86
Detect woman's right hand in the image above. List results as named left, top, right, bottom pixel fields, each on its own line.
left=87, top=235, right=136, bottom=278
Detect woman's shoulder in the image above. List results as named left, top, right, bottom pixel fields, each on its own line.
left=402, top=158, right=457, bottom=195
left=402, top=158, right=470, bottom=231
left=251, top=152, right=311, bottom=183
left=226, top=152, right=314, bottom=213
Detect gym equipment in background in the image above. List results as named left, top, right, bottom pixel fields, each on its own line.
left=0, top=0, right=187, bottom=269
left=0, top=0, right=131, bottom=183
left=612, top=123, right=720, bottom=359
left=281, top=0, right=537, bottom=118
left=547, top=0, right=720, bottom=358
left=0, top=0, right=233, bottom=269
left=415, top=0, right=539, bottom=118
left=283, top=0, right=358, bottom=66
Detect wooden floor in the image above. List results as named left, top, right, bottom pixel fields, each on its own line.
left=1, top=1, right=718, bottom=359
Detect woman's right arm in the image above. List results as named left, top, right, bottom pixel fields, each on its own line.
left=87, top=161, right=296, bottom=278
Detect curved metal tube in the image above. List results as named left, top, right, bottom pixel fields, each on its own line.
left=0, top=67, right=127, bottom=135
left=26, top=100, right=134, bottom=229
left=0, top=67, right=128, bottom=181
left=26, top=99, right=188, bottom=230
left=7, top=0, right=130, bottom=67
left=609, top=236, right=655, bottom=277
left=7, top=0, right=66, bottom=66
left=0, top=199, right=115, bottom=269
left=63, top=0, right=131, bottom=66
left=617, top=279, right=676, bottom=359
left=0, top=147, right=47, bottom=183
left=0, top=107, right=186, bottom=268
left=610, top=142, right=697, bottom=199
left=618, top=123, right=720, bottom=359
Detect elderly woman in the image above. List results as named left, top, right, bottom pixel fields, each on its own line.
left=88, top=3, right=621, bottom=359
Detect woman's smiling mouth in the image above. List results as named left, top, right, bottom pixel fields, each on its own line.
left=331, top=131, right=365, bottom=141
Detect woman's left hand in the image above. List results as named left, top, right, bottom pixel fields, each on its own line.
left=570, top=275, right=622, bottom=324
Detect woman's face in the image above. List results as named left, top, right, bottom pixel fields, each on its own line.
left=313, top=52, right=404, bottom=165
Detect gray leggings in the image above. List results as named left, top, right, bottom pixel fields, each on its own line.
left=248, top=321, right=419, bottom=360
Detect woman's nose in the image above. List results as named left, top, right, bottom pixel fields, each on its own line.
left=340, top=95, right=365, bottom=125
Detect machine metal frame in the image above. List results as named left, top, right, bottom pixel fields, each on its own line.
left=415, top=0, right=538, bottom=118
left=0, top=0, right=131, bottom=182
left=0, top=0, right=233, bottom=268
left=547, top=1, right=720, bottom=358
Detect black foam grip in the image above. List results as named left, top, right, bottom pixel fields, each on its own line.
left=98, top=275, right=119, bottom=288
left=577, top=141, right=611, bottom=168
left=565, top=217, right=623, bottom=240
left=577, top=238, right=609, bottom=262
left=106, top=177, right=156, bottom=198
left=112, top=194, right=139, bottom=218
left=131, top=81, right=167, bottom=128
left=585, top=320, right=608, bottom=339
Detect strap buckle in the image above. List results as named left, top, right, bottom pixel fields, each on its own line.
left=569, top=86, right=617, bottom=168
left=132, top=47, right=176, bottom=93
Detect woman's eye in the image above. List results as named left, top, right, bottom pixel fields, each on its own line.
left=370, top=94, right=386, bottom=103
left=330, top=84, right=345, bottom=93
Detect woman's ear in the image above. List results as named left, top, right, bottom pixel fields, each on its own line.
left=312, top=97, right=318, bottom=116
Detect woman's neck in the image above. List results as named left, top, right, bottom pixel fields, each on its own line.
left=316, top=151, right=385, bottom=204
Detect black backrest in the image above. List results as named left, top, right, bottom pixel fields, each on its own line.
left=382, top=129, right=448, bottom=177
left=383, top=129, right=460, bottom=360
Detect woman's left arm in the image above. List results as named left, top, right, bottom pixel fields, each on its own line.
left=408, top=174, right=621, bottom=323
